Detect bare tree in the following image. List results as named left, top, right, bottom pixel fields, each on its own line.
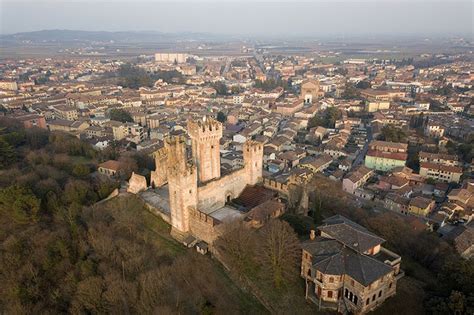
left=257, top=219, right=300, bottom=288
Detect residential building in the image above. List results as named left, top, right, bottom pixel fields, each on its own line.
left=419, top=162, right=463, bottom=183
left=301, top=215, right=403, bottom=314
left=365, top=141, right=408, bottom=172
left=98, top=160, right=123, bottom=178
left=408, top=196, right=435, bottom=216
left=342, top=165, right=374, bottom=194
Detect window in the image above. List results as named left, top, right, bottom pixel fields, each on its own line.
left=372, top=294, right=376, bottom=301
left=329, top=277, right=334, bottom=283
left=351, top=279, right=354, bottom=286
left=366, top=298, right=370, bottom=305
left=328, top=291, right=333, bottom=298
left=354, top=296, right=358, bottom=305
left=378, top=290, right=382, bottom=298
left=345, top=289, right=349, bottom=298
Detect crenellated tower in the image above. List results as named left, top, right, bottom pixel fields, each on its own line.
left=165, top=136, right=198, bottom=233
left=243, top=140, right=264, bottom=185
left=187, top=116, right=223, bottom=183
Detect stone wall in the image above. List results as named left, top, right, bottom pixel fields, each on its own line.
left=127, top=172, right=147, bottom=194
left=189, top=207, right=220, bottom=244
left=197, top=168, right=248, bottom=211
left=150, top=147, right=168, bottom=188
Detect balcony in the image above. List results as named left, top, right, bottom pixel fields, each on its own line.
left=373, top=247, right=401, bottom=267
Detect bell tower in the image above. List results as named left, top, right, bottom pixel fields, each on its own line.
left=165, top=136, right=197, bottom=233
left=187, top=116, right=223, bottom=183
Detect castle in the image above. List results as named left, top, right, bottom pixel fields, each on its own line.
left=137, top=116, right=264, bottom=245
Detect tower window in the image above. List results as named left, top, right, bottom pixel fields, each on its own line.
left=211, top=145, right=214, bottom=149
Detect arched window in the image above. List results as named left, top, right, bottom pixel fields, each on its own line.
left=366, top=298, right=370, bottom=305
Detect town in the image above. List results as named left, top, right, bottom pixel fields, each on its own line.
left=1, top=33, right=473, bottom=314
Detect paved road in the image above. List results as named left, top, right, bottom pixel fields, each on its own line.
left=222, top=57, right=232, bottom=75
left=353, top=125, right=372, bottom=167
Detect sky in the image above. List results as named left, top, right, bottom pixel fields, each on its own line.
left=0, top=0, right=472, bottom=37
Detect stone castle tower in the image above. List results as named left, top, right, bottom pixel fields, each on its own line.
left=187, top=117, right=222, bottom=183
left=164, top=117, right=264, bottom=238
left=165, top=135, right=197, bottom=233
left=243, top=140, right=264, bottom=185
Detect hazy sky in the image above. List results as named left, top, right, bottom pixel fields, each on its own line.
left=0, top=0, right=472, bottom=37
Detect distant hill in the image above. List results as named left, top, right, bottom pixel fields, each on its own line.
left=0, top=29, right=223, bottom=44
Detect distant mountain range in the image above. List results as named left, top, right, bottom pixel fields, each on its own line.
left=0, top=29, right=228, bottom=44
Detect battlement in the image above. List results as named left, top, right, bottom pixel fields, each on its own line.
left=189, top=207, right=219, bottom=227
left=153, top=146, right=168, bottom=159
left=243, top=140, right=264, bottom=153
left=187, top=116, right=223, bottom=139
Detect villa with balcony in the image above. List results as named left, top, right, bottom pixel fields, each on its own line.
left=301, top=215, right=403, bottom=314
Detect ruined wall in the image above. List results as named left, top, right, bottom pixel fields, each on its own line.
left=150, top=147, right=168, bottom=188
left=127, top=172, right=147, bottom=194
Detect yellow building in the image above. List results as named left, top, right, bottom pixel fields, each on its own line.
left=408, top=196, right=435, bottom=216
left=365, top=141, right=407, bottom=172
left=365, top=101, right=390, bottom=112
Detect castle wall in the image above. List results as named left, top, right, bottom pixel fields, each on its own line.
left=189, top=207, right=220, bottom=244
left=197, top=168, right=248, bottom=211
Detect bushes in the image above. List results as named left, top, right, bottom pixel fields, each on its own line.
left=0, top=185, right=40, bottom=224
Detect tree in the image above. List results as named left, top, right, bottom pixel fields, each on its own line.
left=109, top=109, right=133, bottom=123
left=211, top=82, right=228, bottom=96
left=257, top=220, right=300, bottom=288
left=308, top=107, right=342, bottom=129
left=216, top=111, right=227, bottom=123
left=0, top=137, right=16, bottom=168
left=72, top=164, right=91, bottom=178
left=215, top=222, right=255, bottom=273
left=356, top=80, right=371, bottom=89
left=0, top=185, right=40, bottom=224
left=379, top=124, right=407, bottom=143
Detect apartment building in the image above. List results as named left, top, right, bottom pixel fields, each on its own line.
left=54, top=105, right=78, bottom=121
left=365, top=141, right=408, bottom=172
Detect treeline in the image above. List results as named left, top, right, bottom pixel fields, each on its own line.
left=254, top=78, right=291, bottom=92
left=117, top=64, right=184, bottom=89
left=0, top=118, right=119, bottom=223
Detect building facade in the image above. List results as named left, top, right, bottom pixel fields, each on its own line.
left=301, top=215, right=403, bottom=314
left=365, top=141, right=408, bottom=172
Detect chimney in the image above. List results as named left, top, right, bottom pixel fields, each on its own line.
left=310, top=230, right=316, bottom=241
